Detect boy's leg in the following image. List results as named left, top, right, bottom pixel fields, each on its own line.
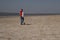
left=22, top=17, right=25, bottom=25
left=21, top=17, right=23, bottom=25
left=23, top=17, right=24, bottom=23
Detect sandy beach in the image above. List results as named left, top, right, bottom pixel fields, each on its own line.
left=0, top=15, right=60, bottom=40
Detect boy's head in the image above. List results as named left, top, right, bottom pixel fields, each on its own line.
left=21, top=9, right=23, bottom=11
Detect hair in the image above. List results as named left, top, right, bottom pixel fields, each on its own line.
left=21, top=9, right=23, bottom=11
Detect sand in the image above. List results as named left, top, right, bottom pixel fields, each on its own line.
left=0, top=15, right=60, bottom=40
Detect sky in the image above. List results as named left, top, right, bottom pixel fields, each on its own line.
left=0, top=0, right=60, bottom=13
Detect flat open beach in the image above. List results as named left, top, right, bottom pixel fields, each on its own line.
left=0, top=15, right=60, bottom=40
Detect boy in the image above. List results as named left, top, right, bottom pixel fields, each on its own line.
left=20, top=9, right=25, bottom=25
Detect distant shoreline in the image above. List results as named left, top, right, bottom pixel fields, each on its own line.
left=0, top=13, right=60, bottom=16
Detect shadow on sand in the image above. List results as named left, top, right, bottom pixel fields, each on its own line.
left=25, top=24, right=31, bottom=25
left=21, top=23, right=31, bottom=25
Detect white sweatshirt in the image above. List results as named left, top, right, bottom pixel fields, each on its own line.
left=22, top=12, right=24, bottom=17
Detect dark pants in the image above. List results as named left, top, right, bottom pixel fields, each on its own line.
left=20, top=16, right=24, bottom=25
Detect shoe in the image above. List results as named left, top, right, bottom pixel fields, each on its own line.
left=23, top=23, right=25, bottom=25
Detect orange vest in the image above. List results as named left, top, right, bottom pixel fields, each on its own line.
left=20, top=10, right=22, bottom=16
